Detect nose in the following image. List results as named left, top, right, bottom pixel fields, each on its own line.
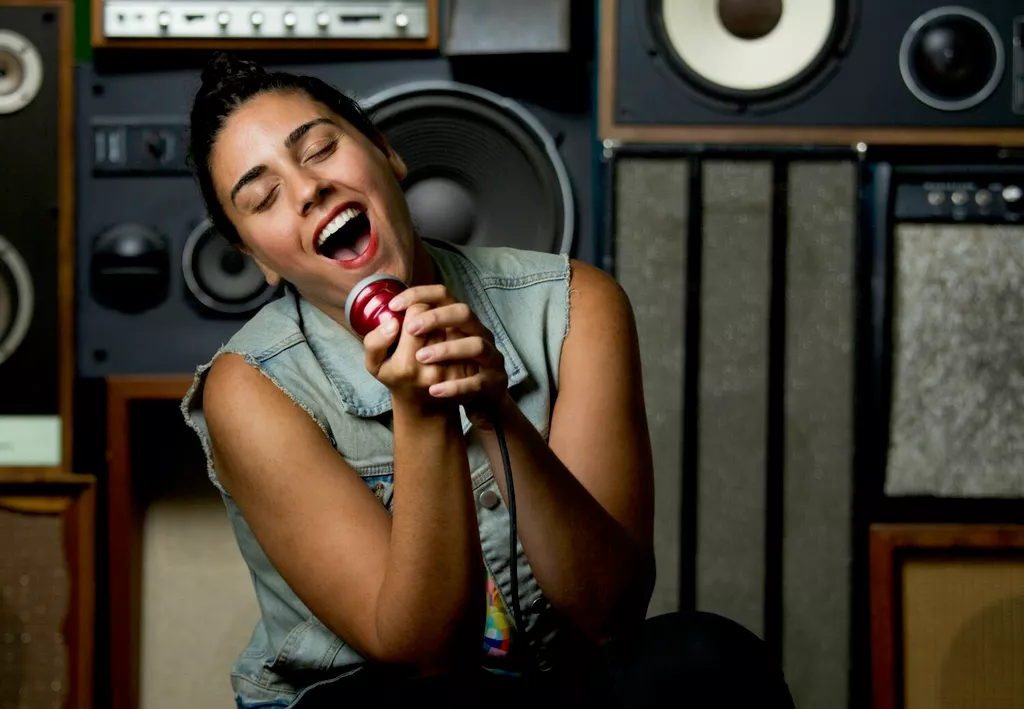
left=294, top=169, right=331, bottom=216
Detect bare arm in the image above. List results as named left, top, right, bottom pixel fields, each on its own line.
left=473, top=261, right=654, bottom=641
left=388, top=261, right=655, bottom=642
left=203, top=308, right=483, bottom=671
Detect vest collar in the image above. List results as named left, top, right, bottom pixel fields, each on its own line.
left=300, top=241, right=528, bottom=418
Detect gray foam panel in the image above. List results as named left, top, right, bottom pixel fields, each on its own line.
left=782, top=161, right=856, bottom=709
left=887, top=224, right=1024, bottom=498
left=613, top=157, right=689, bottom=618
left=696, top=161, right=773, bottom=638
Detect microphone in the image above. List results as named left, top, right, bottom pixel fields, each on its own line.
left=344, top=274, right=408, bottom=338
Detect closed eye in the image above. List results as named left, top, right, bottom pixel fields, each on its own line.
left=306, top=139, right=338, bottom=163
left=254, top=186, right=278, bottom=212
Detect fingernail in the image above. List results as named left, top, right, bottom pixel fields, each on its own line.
left=407, top=318, right=422, bottom=334
left=416, top=347, right=433, bottom=362
left=389, top=297, right=405, bottom=310
left=386, top=319, right=399, bottom=334
left=429, top=383, right=447, bottom=396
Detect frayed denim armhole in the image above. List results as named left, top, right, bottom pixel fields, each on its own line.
left=555, top=253, right=573, bottom=392
left=180, top=348, right=335, bottom=496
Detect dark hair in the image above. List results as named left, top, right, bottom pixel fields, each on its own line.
left=187, top=52, right=387, bottom=245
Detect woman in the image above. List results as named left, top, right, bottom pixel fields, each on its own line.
left=181, top=53, right=794, bottom=708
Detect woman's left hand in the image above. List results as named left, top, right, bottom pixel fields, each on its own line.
left=387, top=285, right=508, bottom=417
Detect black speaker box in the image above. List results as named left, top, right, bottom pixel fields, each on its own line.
left=600, top=0, right=1024, bottom=145
left=75, top=50, right=596, bottom=378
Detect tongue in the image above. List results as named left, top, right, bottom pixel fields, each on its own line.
left=329, top=231, right=371, bottom=262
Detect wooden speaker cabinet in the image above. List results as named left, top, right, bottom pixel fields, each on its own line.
left=106, top=376, right=261, bottom=709
left=0, top=0, right=75, bottom=478
left=871, top=524, right=1024, bottom=709
left=0, top=475, right=96, bottom=709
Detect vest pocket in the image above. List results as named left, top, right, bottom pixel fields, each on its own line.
left=353, top=464, right=395, bottom=511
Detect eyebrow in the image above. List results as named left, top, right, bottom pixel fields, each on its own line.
left=229, top=118, right=338, bottom=205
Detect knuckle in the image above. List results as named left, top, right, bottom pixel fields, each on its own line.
left=454, top=303, right=472, bottom=320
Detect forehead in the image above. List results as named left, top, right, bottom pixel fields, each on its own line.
left=211, top=91, right=336, bottom=188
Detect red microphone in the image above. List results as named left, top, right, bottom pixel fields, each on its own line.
left=345, top=274, right=408, bottom=339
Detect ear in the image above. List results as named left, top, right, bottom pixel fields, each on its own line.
left=243, top=248, right=282, bottom=286
left=387, top=147, right=408, bottom=181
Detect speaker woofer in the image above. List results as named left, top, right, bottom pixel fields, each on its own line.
left=647, top=0, right=846, bottom=110
left=899, top=6, right=1004, bottom=112
left=0, top=29, right=42, bottom=115
left=182, top=220, right=279, bottom=315
left=0, top=235, right=34, bottom=366
left=365, top=81, right=574, bottom=255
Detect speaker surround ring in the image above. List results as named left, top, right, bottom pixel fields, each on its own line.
left=182, top=219, right=279, bottom=315
left=899, top=6, right=1004, bottom=112
left=363, top=81, right=575, bottom=256
left=0, top=29, right=42, bottom=115
left=0, top=235, right=34, bottom=366
left=645, top=0, right=851, bottom=112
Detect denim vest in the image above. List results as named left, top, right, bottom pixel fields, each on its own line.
left=181, top=240, right=573, bottom=708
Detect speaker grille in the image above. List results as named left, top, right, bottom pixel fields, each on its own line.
left=887, top=224, right=1024, bottom=498
left=614, top=157, right=689, bottom=618
left=0, top=507, right=69, bottom=709
left=610, top=152, right=857, bottom=709
left=368, top=82, right=573, bottom=254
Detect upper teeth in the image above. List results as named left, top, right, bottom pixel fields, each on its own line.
left=318, top=207, right=363, bottom=247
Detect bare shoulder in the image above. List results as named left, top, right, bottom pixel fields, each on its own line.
left=565, top=259, right=638, bottom=346
left=201, top=351, right=326, bottom=490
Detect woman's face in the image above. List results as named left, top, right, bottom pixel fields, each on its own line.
left=210, top=89, right=417, bottom=323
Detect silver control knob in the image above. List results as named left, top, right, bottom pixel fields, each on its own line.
left=1004, top=185, right=1023, bottom=203
left=157, top=10, right=171, bottom=28
left=395, top=11, right=410, bottom=29
left=283, top=11, right=297, bottom=28
left=216, top=10, right=230, bottom=26
left=250, top=10, right=263, bottom=26
left=316, top=11, right=330, bottom=28
left=975, top=189, right=993, bottom=207
left=951, top=190, right=969, bottom=206
left=927, top=190, right=945, bottom=206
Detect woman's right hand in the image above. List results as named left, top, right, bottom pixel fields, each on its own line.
left=362, top=303, right=465, bottom=414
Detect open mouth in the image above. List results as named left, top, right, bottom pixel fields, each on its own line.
left=315, top=204, right=374, bottom=263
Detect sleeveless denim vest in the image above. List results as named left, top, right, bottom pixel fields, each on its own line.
left=181, top=240, right=573, bottom=708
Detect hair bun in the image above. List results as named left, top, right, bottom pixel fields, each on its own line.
left=200, top=51, right=265, bottom=90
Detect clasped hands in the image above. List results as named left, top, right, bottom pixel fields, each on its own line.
left=361, top=285, right=507, bottom=421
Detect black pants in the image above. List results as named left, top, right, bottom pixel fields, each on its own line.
left=300, top=611, right=796, bottom=708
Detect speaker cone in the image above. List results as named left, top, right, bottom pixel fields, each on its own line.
left=899, top=7, right=1004, bottom=112
left=0, top=235, right=34, bottom=366
left=365, top=81, right=574, bottom=255
left=183, top=220, right=279, bottom=315
left=0, top=30, right=42, bottom=115
left=648, top=0, right=844, bottom=109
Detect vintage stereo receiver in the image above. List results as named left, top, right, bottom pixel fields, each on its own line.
left=93, top=0, right=437, bottom=49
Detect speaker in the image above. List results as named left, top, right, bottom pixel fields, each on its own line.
left=0, top=475, right=96, bottom=709
left=608, top=145, right=858, bottom=709
left=860, top=153, right=1024, bottom=500
left=871, top=524, right=1024, bottom=709
left=0, top=0, right=74, bottom=472
left=600, top=0, right=1024, bottom=145
left=76, top=52, right=596, bottom=377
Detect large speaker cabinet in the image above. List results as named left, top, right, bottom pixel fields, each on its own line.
left=606, top=145, right=859, bottom=709
left=600, top=0, right=1024, bottom=145
left=0, top=0, right=75, bottom=475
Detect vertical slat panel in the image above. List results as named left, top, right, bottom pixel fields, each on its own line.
left=614, top=157, right=689, bottom=617
left=696, top=161, right=772, bottom=637
left=783, top=161, right=856, bottom=708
